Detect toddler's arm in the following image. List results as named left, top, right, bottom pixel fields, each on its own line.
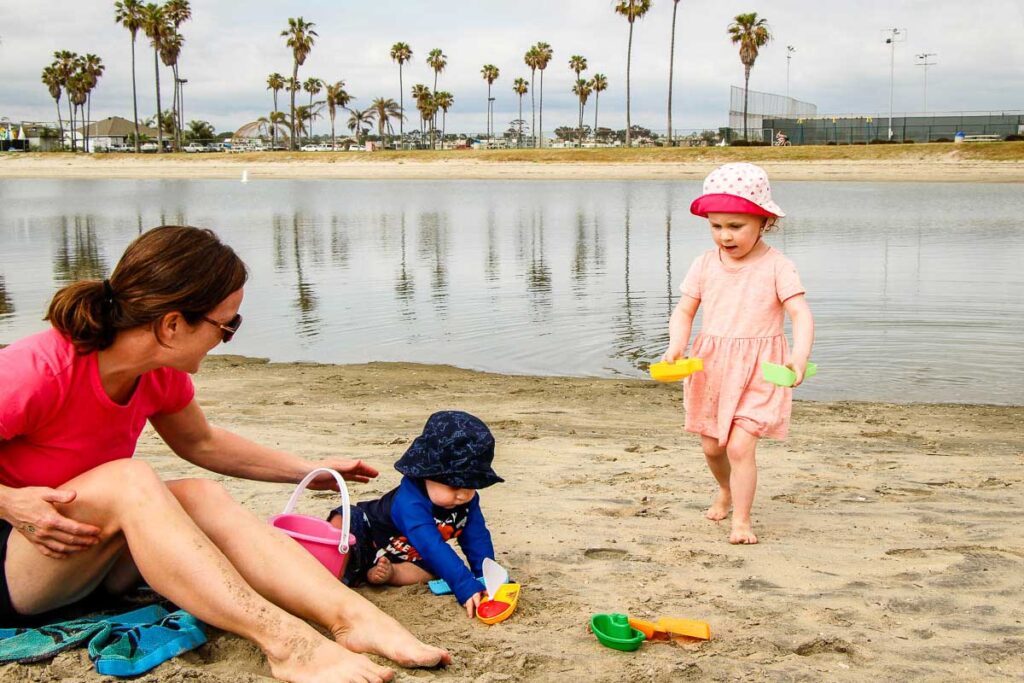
left=783, top=294, right=815, bottom=386
left=456, top=495, right=495, bottom=577
left=662, top=295, right=700, bottom=362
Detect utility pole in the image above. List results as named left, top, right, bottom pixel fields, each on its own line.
left=786, top=45, right=795, bottom=99
left=915, top=53, right=937, bottom=113
left=882, top=28, right=907, bottom=141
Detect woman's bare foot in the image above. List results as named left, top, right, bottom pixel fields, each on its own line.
left=729, top=520, right=758, bottom=545
left=333, top=600, right=451, bottom=669
left=705, top=488, right=732, bottom=521
left=366, top=557, right=394, bottom=585
left=267, top=632, right=394, bottom=683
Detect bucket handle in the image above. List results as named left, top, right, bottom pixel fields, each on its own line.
left=282, top=468, right=351, bottom=554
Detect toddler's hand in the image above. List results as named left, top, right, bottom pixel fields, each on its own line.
left=786, top=360, right=806, bottom=387
left=661, top=346, right=685, bottom=363
left=464, top=591, right=484, bottom=619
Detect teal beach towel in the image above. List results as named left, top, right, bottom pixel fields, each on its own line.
left=0, top=604, right=206, bottom=676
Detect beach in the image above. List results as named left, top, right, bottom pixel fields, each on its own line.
left=2, top=356, right=1020, bottom=682
left=2, top=147, right=1024, bottom=182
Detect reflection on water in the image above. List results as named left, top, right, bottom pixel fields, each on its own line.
left=1, top=178, right=1022, bottom=406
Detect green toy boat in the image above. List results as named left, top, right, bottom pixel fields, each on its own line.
left=590, top=613, right=646, bottom=652
left=761, top=361, right=817, bottom=387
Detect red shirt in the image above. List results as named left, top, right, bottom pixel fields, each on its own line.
left=0, top=328, right=194, bottom=488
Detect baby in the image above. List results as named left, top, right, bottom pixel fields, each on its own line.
left=329, top=410, right=502, bottom=617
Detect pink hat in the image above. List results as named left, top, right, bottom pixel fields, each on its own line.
left=690, top=163, right=785, bottom=218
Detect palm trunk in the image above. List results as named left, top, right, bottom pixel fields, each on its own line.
left=66, top=95, right=75, bottom=151
left=290, top=62, right=298, bottom=150
left=308, top=93, right=314, bottom=142
left=518, top=95, right=523, bottom=148
left=172, top=64, right=180, bottom=151
left=398, top=64, right=404, bottom=150
left=131, top=34, right=140, bottom=152
left=594, top=91, right=600, bottom=142
left=442, top=111, right=446, bottom=146
left=668, top=1, right=679, bottom=145
left=538, top=69, right=545, bottom=149
left=530, top=71, right=536, bottom=149
left=154, top=47, right=163, bottom=153
left=743, top=65, right=751, bottom=141
left=272, top=90, right=279, bottom=148
left=330, top=111, right=336, bottom=150
left=486, top=83, right=491, bottom=139
left=626, top=22, right=634, bottom=147
left=86, top=93, right=92, bottom=152
left=54, top=97, right=64, bottom=151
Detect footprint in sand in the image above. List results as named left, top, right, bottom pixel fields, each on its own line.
left=584, top=548, right=628, bottom=561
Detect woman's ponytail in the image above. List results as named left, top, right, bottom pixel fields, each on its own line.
left=46, top=280, right=114, bottom=354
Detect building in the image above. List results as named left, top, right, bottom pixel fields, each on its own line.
left=68, top=116, right=161, bottom=152
left=762, top=111, right=1024, bottom=145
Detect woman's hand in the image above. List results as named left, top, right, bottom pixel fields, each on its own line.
left=1, top=488, right=101, bottom=559
left=463, top=591, right=484, bottom=618
left=305, top=459, right=380, bottom=488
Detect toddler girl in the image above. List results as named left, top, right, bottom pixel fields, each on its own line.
left=663, top=162, right=814, bottom=545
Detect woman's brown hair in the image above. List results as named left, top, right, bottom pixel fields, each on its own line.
left=46, top=225, right=248, bottom=354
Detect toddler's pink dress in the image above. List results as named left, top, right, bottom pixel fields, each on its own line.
left=681, top=246, right=805, bottom=446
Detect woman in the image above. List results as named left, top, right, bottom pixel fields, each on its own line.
left=0, top=226, right=449, bottom=683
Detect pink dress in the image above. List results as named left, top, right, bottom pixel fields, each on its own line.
left=680, top=246, right=805, bottom=446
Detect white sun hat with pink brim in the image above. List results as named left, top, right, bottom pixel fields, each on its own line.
left=689, top=162, right=785, bottom=218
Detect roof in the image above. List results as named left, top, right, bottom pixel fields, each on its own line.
left=77, top=116, right=160, bottom=137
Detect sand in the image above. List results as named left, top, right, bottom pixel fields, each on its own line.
left=2, top=152, right=1024, bottom=182
left=2, top=356, right=1020, bottom=682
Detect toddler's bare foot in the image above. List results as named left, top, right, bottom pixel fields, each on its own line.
left=367, top=557, right=394, bottom=585
left=729, top=520, right=758, bottom=545
left=705, top=488, right=732, bottom=521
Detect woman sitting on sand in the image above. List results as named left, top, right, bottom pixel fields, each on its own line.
left=0, top=225, right=449, bottom=683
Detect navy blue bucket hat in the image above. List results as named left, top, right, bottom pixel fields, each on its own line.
left=395, top=411, right=503, bottom=489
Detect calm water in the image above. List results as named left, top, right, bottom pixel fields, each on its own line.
left=1, top=179, right=1022, bottom=405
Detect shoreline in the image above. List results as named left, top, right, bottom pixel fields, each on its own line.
left=3, top=355, right=1020, bottom=681
left=2, top=151, right=1024, bottom=182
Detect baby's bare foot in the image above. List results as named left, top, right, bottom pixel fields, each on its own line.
left=729, top=520, right=758, bottom=545
left=705, top=488, right=732, bottom=521
left=366, top=557, right=394, bottom=585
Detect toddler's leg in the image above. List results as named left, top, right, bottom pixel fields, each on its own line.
left=701, top=435, right=732, bottom=521
left=725, top=426, right=759, bottom=544
left=367, top=558, right=433, bottom=586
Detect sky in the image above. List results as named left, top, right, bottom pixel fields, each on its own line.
left=2, top=0, right=1022, bottom=136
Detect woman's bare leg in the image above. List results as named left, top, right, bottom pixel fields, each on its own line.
left=168, top=478, right=450, bottom=669
left=701, top=435, right=732, bottom=521
left=5, top=460, right=392, bottom=683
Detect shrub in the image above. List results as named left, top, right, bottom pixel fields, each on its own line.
left=869, top=138, right=898, bottom=144
left=1005, top=134, right=1023, bottom=142
left=729, top=140, right=751, bottom=147
left=932, top=137, right=953, bottom=143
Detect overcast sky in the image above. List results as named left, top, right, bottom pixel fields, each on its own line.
left=2, top=0, right=1022, bottom=135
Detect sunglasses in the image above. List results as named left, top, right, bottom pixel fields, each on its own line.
left=202, top=313, right=243, bottom=343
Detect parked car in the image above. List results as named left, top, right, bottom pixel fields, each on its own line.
left=300, top=143, right=321, bottom=152
left=140, top=142, right=159, bottom=153
left=183, top=143, right=206, bottom=153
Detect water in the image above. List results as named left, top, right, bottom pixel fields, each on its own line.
left=1, top=179, right=1022, bottom=406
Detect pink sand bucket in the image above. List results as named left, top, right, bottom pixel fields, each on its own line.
left=268, top=468, right=354, bottom=578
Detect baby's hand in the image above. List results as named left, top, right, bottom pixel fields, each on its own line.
left=463, top=591, right=484, bottom=619
left=786, top=360, right=806, bottom=387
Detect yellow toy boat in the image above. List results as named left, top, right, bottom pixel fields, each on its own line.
left=649, top=358, right=703, bottom=382
left=476, top=583, right=520, bottom=625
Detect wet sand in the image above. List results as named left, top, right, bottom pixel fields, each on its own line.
left=3, top=357, right=1020, bottom=681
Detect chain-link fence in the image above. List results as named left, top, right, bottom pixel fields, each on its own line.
left=729, top=86, right=817, bottom=134
left=762, top=111, right=1024, bottom=144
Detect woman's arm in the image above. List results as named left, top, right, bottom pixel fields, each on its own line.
left=783, top=293, right=815, bottom=386
left=148, top=401, right=378, bottom=485
left=662, top=295, right=700, bottom=362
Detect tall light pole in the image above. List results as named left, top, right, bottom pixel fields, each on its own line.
left=915, top=53, right=936, bottom=113
left=786, top=45, right=795, bottom=99
left=882, top=28, right=907, bottom=140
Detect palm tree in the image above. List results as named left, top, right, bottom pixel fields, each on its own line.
left=159, top=31, right=183, bottom=150
left=302, top=77, right=323, bottom=143
left=324, top=81, right=351, bottom=150
left=411, top=83, right=431, bottom=140
left=114, top=0, right=144, bottom=152
left=512, top=77, right=528, bottom=147
left=267, top=72, right=285, bottom=148
left=347, top=108, right=374, bottom=146
left=185, top=119, right=214, bottom=141
left=390, top=42, right=412, bottom=148
left=41, top=65, right=65, bottom=149
left=53, top=51, right=78, bottom=150
left=163, top=0, right=191, bottom=150
left=141, top=2, right=170, bottom=152
left=614, top=0, right=652, bottom=148
left=294, top=104, right=321, bottom=142
left=480, top=64, right=499, bottom=140
left=67, top=64, right=88, bottom=150
left=370, top=97, right=401, bottom=148
left=591, top=73, right=608, bottom=141
left=728, top=12, right=772, bottom=141
left=434, top=92, right=453, bottom=147
left=568, top=55, right=587, bottom=146
left=572, top=79, right=592, bottom=146
left=667, top=0, right=681, bottom=145
left=259, top=111, right=291, bottom=147
left=534, top=42, right=553, bottom=148
left=281, top=17, right=318, bottom=151
left=426, top=48, right=447, bottom=147
left=82, top=54, right=104, bottom=152
left=524, top=46, right=540, bottom=148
